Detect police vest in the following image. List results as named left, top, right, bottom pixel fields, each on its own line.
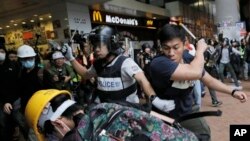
left=94, top=55, right=137, bottom=102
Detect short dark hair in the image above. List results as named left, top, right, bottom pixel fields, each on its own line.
left=158, top=24, right=186, bottom=44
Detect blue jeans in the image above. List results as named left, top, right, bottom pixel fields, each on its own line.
left=208, top=88, right=219, bottom=103
left=219, top=62, right=239, bottom=86
left=193, top=80, right=202, bottom=108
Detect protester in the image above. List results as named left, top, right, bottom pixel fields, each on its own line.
left=149, top=24, right=247, bottom=141
left=25, top=89, right=198, bottom=141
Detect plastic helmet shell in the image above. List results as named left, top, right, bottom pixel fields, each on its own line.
left=89, top=25, right=121, bottom=54
left=25, top=89, right=72, bottom=141
left=17, top=45, right=36, bottom=58
left=52, top=51, right=64, bottom=60
left=222, top=38, right=229, bottom=46
left=141, top=43, right=151, bottom=51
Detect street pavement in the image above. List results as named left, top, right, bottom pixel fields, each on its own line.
left=201, top=79, right=250, bottom=141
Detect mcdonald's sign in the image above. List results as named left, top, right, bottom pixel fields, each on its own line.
left=146, top=20, right=153, bottom=26
left=93, top=11, right=102, bottom=22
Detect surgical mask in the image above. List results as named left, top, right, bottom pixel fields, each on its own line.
left=0, top=52, right=6, bottom=61
left=21, top=59, right=35, bottom=69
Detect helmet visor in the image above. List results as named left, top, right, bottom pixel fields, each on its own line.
left=89, top=35, right=110, bottom=50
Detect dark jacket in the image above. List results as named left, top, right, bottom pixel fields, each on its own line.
left=18, top=66, right=43, bottom=112
left=0, top=61, right=20, bottom=104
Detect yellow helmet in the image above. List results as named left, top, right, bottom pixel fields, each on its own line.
left=25, top=89, right=72, bottom=141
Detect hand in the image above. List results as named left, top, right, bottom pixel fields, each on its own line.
left=3, top=103, right=13, bottom=114
left=233, top=91, right=247, bottom=103
left=64, top=76, right=71, bottom=83
left=52, top=119, right=71, bottom=139
left=196, top=38, right=208, bottom=53
left=53, top=75, right=59, bottom=82
left=63, top=43, right=75, bottom=61
left=152, top=97, right=175, bottom=113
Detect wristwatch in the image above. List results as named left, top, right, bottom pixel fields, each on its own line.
left=150, top=95, right=157, bottom=102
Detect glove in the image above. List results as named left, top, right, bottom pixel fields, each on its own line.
left=48, top=40, right=61, bottom=51
left=63, top=43, right=75, bottom=61
left=152, top=97, right=175, bottom=113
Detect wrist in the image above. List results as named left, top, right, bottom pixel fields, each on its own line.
left=69, top=57, right=75, bottom=61
left=231, top=89, right=239, bottom=97
left=150, top=95, right=157, bottom=102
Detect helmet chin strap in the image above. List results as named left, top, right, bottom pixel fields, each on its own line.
left=104, top=53, right=117, bottom=64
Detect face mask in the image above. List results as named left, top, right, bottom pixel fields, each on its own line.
left=21, top=59, right=35, bottom=69
left=0, top=52, right=6, bottom=61
left=54, top=120, right=71, bottom=139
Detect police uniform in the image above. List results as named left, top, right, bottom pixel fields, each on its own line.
left=89, top=55, right=142, bottom=103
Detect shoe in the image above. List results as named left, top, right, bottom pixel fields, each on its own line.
left=230, top=78, right=234, bottom=83
left=212, top=101, right=223, bottom=107
left=192, top=104, right=200, bottom=112
left=201, top=91, right=206, bottom=97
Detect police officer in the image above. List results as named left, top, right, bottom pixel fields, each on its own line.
left=64, top=25, right=175, bottom=113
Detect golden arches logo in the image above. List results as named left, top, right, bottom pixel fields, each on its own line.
left=146, top=20, right=153, bottom=26
left=93, top=11, right=102, bottom=22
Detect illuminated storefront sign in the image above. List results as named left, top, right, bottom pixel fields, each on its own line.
left=106, top=15, right=138, bottom=26
left=93, top=11, right=102, bottom=22
left=146, top=20, right=153, bottom=26
left=90, top=10, right=156, bottom=28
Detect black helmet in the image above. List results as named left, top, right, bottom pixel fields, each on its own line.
left=141, top=43, right=151, bottom=51
left=222, top=38, right=229, bottom=46
left=89, top=25, right=122, bottom=55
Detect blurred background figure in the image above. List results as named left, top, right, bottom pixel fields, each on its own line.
left=43, top=51, right=75, bottom=91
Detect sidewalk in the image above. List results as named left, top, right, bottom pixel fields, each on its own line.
left=201, top=80, right=250, bottom=141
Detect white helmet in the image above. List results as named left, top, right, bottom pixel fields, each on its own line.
left=52, top=51, right=64, bottom=60
left=17, top=45, right=36, bottom=58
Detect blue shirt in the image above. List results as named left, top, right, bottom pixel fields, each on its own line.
left=150, top=51, right=194, bottom=118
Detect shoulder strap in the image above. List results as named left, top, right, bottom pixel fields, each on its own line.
left=176, top=110, right=222, bottom=123
left=93, top=109, right=125, bottom=140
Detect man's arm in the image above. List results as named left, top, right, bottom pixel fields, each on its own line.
left=232, top=47, right=242, bottom=55
left=70, top=59, right=88, bottom=78
left=65, top=44, right=95, bottom=79
left=171, top=39, right=208, bottom=80
left=201, top=72, right=247, bottom=102
left=134, top=72, right=175, bottom=113
left=134, top=71, right=155, bottom=98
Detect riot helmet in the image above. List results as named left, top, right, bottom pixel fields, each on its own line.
left=141, top=43, right=151, bottom=52
left=222, top=38, right=229, bottom=46
left=88, top=25, right=122, bottom=55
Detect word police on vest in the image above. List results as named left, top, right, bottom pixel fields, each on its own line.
left=230, top=125, right=250, bottom=140
left=97, top=77, right=123, bottom=91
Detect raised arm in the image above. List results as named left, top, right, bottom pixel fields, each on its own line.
left=171, top=39, right=208, bottom=80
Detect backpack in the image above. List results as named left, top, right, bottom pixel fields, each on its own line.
left=205, top=46, right=220, bottom=66
left=204, top=46, right=220, bottom=78
left=77, top=103, right=198, bottom=141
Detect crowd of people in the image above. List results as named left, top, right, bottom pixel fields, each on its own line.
left=0, top=23, right=249, bottom=141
